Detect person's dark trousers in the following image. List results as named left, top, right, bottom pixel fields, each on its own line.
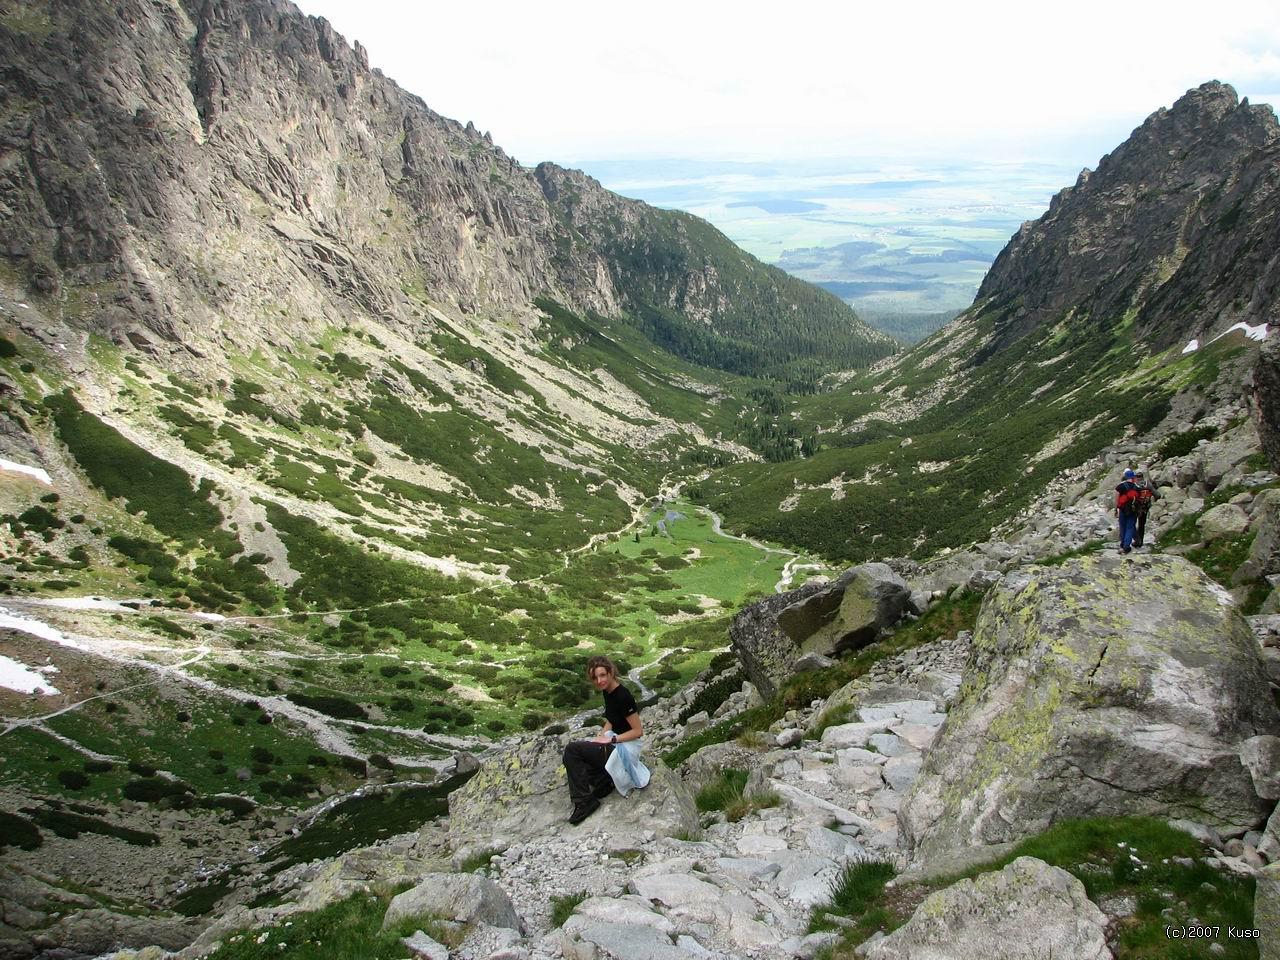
left=1135, top=511, right=1149, bottom=548
left=563, top=740, right=614, bottom=803
left=1119, top=511, right=1137, bottom=552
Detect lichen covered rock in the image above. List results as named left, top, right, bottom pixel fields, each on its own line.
left=900, top=554, right=1278, bottom=862
left=731, top=564, right=909, bottom=699
left=864, top=857, right=1112, bottom=960
left=382, top=873, right=519, bottom=932
left=444, top=735, right=697, bottom=864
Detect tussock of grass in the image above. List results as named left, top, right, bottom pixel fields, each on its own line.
left=808, top=858, right=896, bottom=937
left=550, top=891, right=588, bottom=928
left=694, top=768, right=779, bottom=822
left=458, top=847, right=503, bottom=873
left=201, top=890, right=448, bottom=960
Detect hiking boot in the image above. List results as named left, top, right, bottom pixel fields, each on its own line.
left=568, top=797, right=600, bottom=825
left=592, top=780, right=615, bottom=801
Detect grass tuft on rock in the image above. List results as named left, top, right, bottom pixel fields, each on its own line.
left=550, top=890, right=588, bottom=928
left=694, top=767, right=780, bottom=822
left=201, top=890, right=441, bottom=960
left=808, top=857, right=896, bottom=938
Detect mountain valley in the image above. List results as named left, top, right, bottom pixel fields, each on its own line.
left=1, top=2, right=1280, bottom=959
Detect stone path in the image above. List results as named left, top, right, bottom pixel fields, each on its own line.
left=421, top=637, right=967, bottom=960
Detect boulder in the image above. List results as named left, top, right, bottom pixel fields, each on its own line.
left=683, top=710, right=710, bottom=735
left=292, top=842, right=450, bottom=912
left=679, top=740, right=765, bottom=795
left=864, top=857, right=1111, bottom=960
left=402, top=930, right=450, bottom=960
left=792, top=652, right=835, bottom=673
left=900, top=555, right=1278, bottom=862
left=1260, top=803, right=1280, bottom=863
left=1197, top=503, right=1251, bottom=538
left=1256, top=335, right=1280, bottom=474
left=560, top=918, right=700, bottom=960
left=732, top=564, right=910, bottom=698
left=1257, top=863, right=1280, bottom=960
left=382, top=873, right=519, bottom=931
left=1236, top=489, right=1280, bottom=584
left=445, top=736, right=698, bottom=863
left=1241, top=736, right=1280, bottom=800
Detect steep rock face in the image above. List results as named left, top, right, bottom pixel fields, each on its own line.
left=0, top=0, right=612, bottom=353
left=0, top=0, right=886, bottom=378
left=899, top=554, right=1279, bottom=862
left=1256, top=334, right=1280, bottom=471
left=975, top=82, right=1280, bottom=356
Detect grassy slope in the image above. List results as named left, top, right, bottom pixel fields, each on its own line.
left=703, top=301, right=1249, bottom=563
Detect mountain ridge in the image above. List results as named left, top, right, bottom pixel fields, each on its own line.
left=0, top=0, right=888, bottom=382
left=975, top=80, right=1280, bottom=357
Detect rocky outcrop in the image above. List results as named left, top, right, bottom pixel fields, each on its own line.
left=730, top=564, right=911, bottom=699
left=1256, top=333, right=1280, bottom=471
left=443, top=734, right=698, bottom=865
left=864, top=857, right=1112, bottom=960
left=900, top=554, right=1279, bottom=862
left=1236, top=488, right=1280, bottom=584
left=976, top=82, right=1280, bottom=356
left=1257, top=862, right=1280, bottom=960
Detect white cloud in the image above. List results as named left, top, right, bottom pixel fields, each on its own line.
left=295, top=0, right=1279, bottom=165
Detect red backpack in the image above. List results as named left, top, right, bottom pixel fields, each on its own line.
left=1115, top=484, right=1138, bottom=511
left=1133, top=485, right=1154, bottom=514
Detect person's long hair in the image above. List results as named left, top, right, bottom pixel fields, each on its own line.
left=585, top=655, right=618, bottom=680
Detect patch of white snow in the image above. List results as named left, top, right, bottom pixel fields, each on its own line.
left=0, top=654, right=60, bottom=695
left=1223, top=321, right=1269, bottom=342
left=0, top=458, right=52, bottom=485
left=0, top=605, right=87, bottom=649
left=1182, top=339, right=1199, bottom=354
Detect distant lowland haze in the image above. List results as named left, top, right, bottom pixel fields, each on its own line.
left=569, top=157, right=1085, bottom=335
left=297, top=0, right=1280, bottom=335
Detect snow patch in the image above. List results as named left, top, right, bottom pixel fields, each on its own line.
left=1221, top=321, right=1269, bottom=342
left=0, top=654, right=60, bottom=695
left=0, top=458, right=52, bottom=485
left=1182, top=339, right=1199, bottom=354
left=0, top=605, right=87, bottom=649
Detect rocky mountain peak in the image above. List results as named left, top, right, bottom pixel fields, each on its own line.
left=974, top=80, right=1280, bottom=357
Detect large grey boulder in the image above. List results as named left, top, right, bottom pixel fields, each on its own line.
left=1256, top=335, right=1280, bottom=474
left=864, top=857, right=1112, bottom=960
left=382, top=873, right=519, bottom=931
left=1198, top=502, right=1251, bottom=538
left=1258, top=863, right=1280, bottom=960
left=1236, top=489, right=1280, bottom=584
left=731, top=564, right=910, bottom=698
left=445, top=735, right=697, bottom=864
left=900, top=554, right=1278, bottom=863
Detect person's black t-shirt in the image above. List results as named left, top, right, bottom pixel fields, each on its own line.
left=603, top=683, right=638, bottom=736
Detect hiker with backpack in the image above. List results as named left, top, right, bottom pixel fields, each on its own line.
left=1133, top=468, right=1160, bottom=549
left=1115, top=468, right=1140, bottom=554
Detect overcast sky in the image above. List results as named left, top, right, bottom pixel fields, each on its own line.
left=295, top=0, right=1280, bottom=169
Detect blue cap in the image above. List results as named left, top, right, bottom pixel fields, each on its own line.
left=1123, top=469, right=1135, bottom=479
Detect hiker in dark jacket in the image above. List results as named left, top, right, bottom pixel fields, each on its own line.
left=561, top=655, right=649, bottom=826
left=1133, top=468, right=1160, bottom=548
left=1115, top=468, right=1140, bottom=554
